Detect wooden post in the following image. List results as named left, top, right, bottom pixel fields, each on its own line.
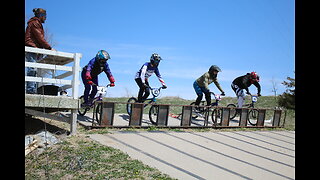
left=72, top=53, right=81, bottom=99
left=181, top=106, right=192, bottom=127
left=272, top=109, right=282, bottom=127
left=157, top=105, right=169, bottom=126
left=257, top=109, right=266, bottom=126
left=100, top=102, right=115, bottom=126
left=221, top=108, right=230, bottom=126
left=129, top=103, right=143, bottom=126
left=239, top=108, right=249, bottom=127
left=70, top=109, right=77, bottom=135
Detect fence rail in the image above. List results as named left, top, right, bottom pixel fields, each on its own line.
left=84, top=101, right=286, bottom=129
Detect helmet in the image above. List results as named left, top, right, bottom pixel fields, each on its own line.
left=209, top=65, right=221, bottom=74
left=150, top=53, right=162, bottom=67
left=96, top=50, right=110, bottom=64
left=250, top=72, right=260, bottom=82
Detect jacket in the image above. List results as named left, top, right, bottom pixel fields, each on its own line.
left=83, top=58, right=115, bottom=83
left=135, top=62, right=166, bottom=86
left=196, top=72, right=224, bottom=93
left=25, top=17, right=52, bottom=50
left=232, top=73, right=261, bottom=94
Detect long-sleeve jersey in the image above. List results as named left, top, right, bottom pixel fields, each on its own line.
left=196, top=72, right=224, bottom=93
left=135, top=62, right=165, bottom=85
left=232, top=73, right=261, bottom=94
left=83, top=57, right=115, bottom=82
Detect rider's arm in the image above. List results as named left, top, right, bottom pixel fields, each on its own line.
left=213, top=78, right=225, bottom=93
left=103, top=63, right=115, bottom=83
left=253, top=81, right=261, bottom=95
left=140, top=64, right=148, bottom=84
left=155, top=68, right=166, bottom=86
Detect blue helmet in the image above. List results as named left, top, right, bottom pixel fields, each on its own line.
left=96, top=50, right=111, bottom=61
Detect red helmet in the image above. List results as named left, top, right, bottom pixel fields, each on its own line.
left=250, top=72, right=260, bottom=82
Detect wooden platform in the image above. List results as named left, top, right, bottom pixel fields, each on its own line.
left=25, top=94, right=78, bottom=111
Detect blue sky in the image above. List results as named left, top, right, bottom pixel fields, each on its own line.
left=25, top=0, right=295, bottom=100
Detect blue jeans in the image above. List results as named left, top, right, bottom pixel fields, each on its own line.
left=25, top=53, right=38, bottom=94
left=193, top=81, right=211, bottom=106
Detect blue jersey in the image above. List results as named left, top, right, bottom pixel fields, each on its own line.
left=135, top=62, right=165, bottom=85
left=83, top=57, right=114, bottom=80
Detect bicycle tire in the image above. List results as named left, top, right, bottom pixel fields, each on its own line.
left=127, top=97, right=137, bottom=115
left=95, top=102, right=102, bottom=125
left=227, top=104, right=237, bottom=119
left=211, top=108, right=222, bottom=126
left=149, top=105, right=158, bottom=125
left=248, top=109, right=259, bottom=126
left=78, top=96, right=88, bottom=116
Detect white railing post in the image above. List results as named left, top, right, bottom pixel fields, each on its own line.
left=72, top=53, right=81, bottom=99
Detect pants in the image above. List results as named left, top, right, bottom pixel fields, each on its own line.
left=193, top=81, right=211, bottom=106
left=135, top=78, right=150, bottom=102
left=81, top=69, right=98, bottom=104
left=25, top=53, right=38, bottom=94
left=231, top=83, right=245, bottom=108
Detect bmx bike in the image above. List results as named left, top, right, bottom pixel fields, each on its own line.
left=190, top=92, right=224, bottom=126
left=78, top=83, right=111, bottom=125
left=227, top=95, right=259, bottom=126
left=126, top=86, right=165, bottom=125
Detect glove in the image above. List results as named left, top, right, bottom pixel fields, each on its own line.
left=109, top=76, right=115, bottom=83
left=257, top=93, right=261, bottom=97
left=221, top=92, right=225, bottom=96
left=162, top=85, right=167, bottom=89
left=87, top=80, right=93, bottom=85
left=110, top=82, right=115, bottom=87
left=85, top=71, right=92, bottom=80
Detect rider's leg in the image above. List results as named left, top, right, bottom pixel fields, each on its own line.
left=81, top=70, right=91, bottom=104
left=141, top=81, right=150, bottom=102
left=89, top=76, right=98, bottom=102
left=204, top=91, right=211, bottom=106
left=237, top=89, right=246, bottom=108
left=135, top=78, right=145, bottom=102
left=193, top=81, right=203, bottom=105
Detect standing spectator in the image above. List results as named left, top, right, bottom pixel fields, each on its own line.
left=25, top=8, right=56, bottom=94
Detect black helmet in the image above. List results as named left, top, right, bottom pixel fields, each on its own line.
left=209, top=65, right=221, bottom=73
left=150, top=53, right=162, bottom=67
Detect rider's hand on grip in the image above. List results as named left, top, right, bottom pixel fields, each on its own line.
left=87, top=80, right=93, bottom=85
left=110, top=82, right=115, bottom=87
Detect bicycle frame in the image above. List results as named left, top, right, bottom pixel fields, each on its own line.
left=142, top=86, right=163, bottom=107
left=242, top=95, right=258, bottom=108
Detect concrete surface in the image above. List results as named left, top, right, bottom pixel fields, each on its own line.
left=89, top=130, right=295, bottom=180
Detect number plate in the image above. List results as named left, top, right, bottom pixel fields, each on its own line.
left=252, top=96, right=258, bottom=102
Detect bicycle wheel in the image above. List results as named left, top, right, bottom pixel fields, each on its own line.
left=227, top=104, right=237, bottom=119
left=95, top=102, right=102, bottom=125
left=211, top=108, right=222, bottom=126
left=127, top=97, right=137, bottom=115
left=248, top=109, right=259, bottom=126
left=190, top=101, right=205, bottom=119
left=78, top=96, right=88, bottom=116
left=149, top=105, right=158, bottom=125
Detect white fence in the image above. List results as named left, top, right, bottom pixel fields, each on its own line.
left=25, top=46, right=82, bottom=135
left=25, top=46, right=82, bottom=99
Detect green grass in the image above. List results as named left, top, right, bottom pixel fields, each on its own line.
left=25, top=135, right=176, bottom=180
